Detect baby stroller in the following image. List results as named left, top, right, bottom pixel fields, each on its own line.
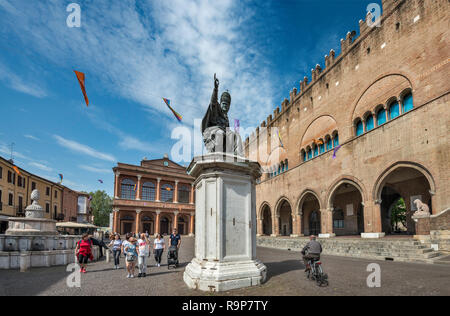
left=167, top=246, right=179, bottom=269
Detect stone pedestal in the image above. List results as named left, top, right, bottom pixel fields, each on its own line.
left=183, top=153, right=267, bottom=292
left=412, top=213, right=431, bottom=236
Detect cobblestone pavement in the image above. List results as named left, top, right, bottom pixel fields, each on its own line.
left=0, top=237, right=448, bottom=296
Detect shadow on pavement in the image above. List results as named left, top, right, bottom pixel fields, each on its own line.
left=264, top=259, right=305, bottom=282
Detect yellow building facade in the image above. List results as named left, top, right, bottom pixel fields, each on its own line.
left=0, top=156, right=64, bottom=233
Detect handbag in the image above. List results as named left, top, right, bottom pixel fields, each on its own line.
left=126, top=253, right=136, bottom=262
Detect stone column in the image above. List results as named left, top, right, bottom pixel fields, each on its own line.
left=189, top=212, right=195, bottom=236
left=295, top=213, right=303, bottom=237
left=173, top=211, right=179, bottom=231
left=114, top=172, right=120, bottom=199
left=156, top=178, right=161, bottom=202
left=256, top=216, right=263, bottom=237
left=429, top=190, right=436, bottom=215
left=361, top=200, right=385, bottom=238
left=135, top=209, right=142, bottom=234
left=190, top=184, right=195, bottom=204
left=113, top=209, right=120, bottom=234
left=174, top=181, right=179, bottom=203
left=319, top=208, right=335, bottom=238
left=155, top=210, right=161, bottom=235
left=384, top=105, right=389, bottom=122
left=272, top=215, right=280, bottom=237
left=290, top=212, right=298, bottom=237
left=136, top=175, right=142, bottom=200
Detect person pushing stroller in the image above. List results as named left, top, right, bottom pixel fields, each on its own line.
left=168, top=228, right=181, bottom=268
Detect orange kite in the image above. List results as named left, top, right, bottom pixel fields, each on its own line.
left=74, top=70, right=89, bottom=106
left=12, top=166, right=21, bottom=176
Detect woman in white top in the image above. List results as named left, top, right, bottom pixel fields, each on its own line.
left=108, top=234, right=123, bottom=269
left=137, top=233, right=150, bottom=278
left=121, top=233, right=132, bottom=270
left=153, top=233, right=165, bottom=267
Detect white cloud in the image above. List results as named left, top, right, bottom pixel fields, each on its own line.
left=79, top=165, right=111, bottom=174
left=28, top=162, right=53, bottom=172
left=53, top=135, right=116, bottom=162
left=24, top=135, right=40, bottom=141
left=0, top=61, right=47, bottom=98
left=0, top=0, right=275, bottom=130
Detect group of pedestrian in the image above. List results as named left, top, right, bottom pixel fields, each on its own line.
left=107, top=228, right=181, bottom=278
left=74, top=228, right=182, bottom=278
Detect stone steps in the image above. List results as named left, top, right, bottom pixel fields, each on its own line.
left=256, top=237, right=448, bottom=265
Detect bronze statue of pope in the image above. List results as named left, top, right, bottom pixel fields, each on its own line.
left=201, top=74, right=244, bottom=156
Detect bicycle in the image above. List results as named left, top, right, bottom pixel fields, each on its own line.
left=305, top=258, right=329, bottom=287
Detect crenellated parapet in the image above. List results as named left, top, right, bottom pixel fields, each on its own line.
left=324, top=49, right=336, bottom=68
left=289, top=88, right=298, bottom=103
left=341, top=31, right=357, bottom=54
left=282, top=98, right=289, bottom=112
left=381, top=0, right=398, bottom=11
left=244, top=0, right=409, bottom=155
left=273, top=106, right=280, bottom=119
left=300, top=76, right=309, bottom=92
left=312, top=64, right=322, bottom=81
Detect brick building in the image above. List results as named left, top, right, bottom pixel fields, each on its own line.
left=245, top=0, right=449, bottom=238
left=62, top=187, right=92, bottom=223
left=112, top=155, right=195, bottom=236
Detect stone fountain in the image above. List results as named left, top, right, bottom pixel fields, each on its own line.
left=0, top=189, right=100, bottom=271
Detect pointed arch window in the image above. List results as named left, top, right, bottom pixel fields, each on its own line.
left=402, top=93, right=413, bottom=113
left=377, top=108, right=386, bottom=125
left=389, top=101, right=400, bottom=119
left=333, top=133, right=339, bottom=147
left=307, top=149, right=312, bottom=160
left=326, top=137, right=332, bottom=151
left=365, top=115, right=374, bottom=131
left=319, top=140, right=325, bottom=154
left=356, top=120, right=364, bottom=136
left=313, top=145, right=318, bottom=157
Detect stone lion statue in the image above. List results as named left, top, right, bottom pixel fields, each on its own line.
left=413, top=199, right=430, bottom=217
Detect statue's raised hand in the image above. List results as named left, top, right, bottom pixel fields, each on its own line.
left=214, top=73, right=219, bottom=89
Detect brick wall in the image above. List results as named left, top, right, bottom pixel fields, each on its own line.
left=246, top=0, right=450, bottom=236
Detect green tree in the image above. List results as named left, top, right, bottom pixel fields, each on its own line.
left=391, top=198, right=407, bottom=232
left=87, top=190, right=112, bottom=227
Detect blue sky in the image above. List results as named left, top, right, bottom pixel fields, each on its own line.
left=0, top=0, right=382, bottom=196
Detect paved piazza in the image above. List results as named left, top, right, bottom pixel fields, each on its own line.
left=0, top=237, right=448, bottom=296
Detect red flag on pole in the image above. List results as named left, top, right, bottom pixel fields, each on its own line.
left=74, top=70, right=89, bottom=106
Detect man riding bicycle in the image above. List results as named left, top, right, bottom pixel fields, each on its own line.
left=301, top=235, right=322, bottom=271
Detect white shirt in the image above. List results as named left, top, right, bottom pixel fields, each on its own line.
left=154, top=238, right=165, bottom=250
left=122, top=240, right=130, bottom=253
left=138, top=239, right=149, bottom=256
